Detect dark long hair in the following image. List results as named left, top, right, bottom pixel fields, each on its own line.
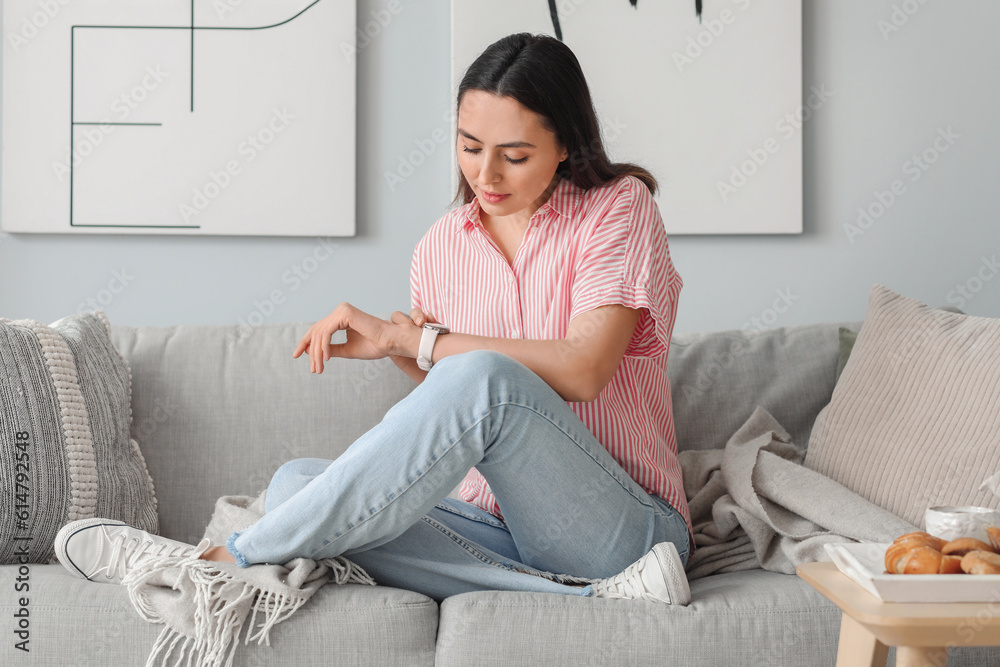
left=451, top=32, right=657, bottom=208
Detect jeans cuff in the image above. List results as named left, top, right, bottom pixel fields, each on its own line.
left=226, top=531, right=251, bottom=568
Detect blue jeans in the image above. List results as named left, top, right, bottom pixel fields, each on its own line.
left=226, top=350, right=691, bottom=602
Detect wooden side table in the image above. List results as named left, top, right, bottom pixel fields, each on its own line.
left=797, top=562, right=1000, bottom=667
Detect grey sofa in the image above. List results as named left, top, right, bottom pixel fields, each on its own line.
left=2, top=316, right=997, bottom=666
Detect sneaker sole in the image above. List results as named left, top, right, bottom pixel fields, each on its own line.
left=653, top=542, right=691, bottom=606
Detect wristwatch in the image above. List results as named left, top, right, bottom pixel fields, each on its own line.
left=417, top=323, right=450, bottom=371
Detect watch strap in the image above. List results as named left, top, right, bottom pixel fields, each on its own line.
left=417, top=326, right=439, bottom=371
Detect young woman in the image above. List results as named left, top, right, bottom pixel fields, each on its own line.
left=56, top=32, right=694, bottom=605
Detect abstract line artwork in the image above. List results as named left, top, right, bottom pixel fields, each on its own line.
left=3, top=0, right=357, bottom=236
left=453, top=1, right=803, bottom=235
left=547, top=0, right=704, bottom=41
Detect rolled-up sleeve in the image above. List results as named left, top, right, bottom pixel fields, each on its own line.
left=569, top=177, right=683, bottom=358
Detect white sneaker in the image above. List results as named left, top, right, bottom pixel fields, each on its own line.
left=55, top=517, right=213, bottom=585
left=589, top=541, right=691, bottom=605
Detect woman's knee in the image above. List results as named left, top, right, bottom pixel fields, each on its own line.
left=265, top=457, right=332, bottom=512
left=432, top=349, right=526, bottom=380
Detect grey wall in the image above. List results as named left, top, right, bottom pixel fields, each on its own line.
left=1, top=1, right=998, bottom=335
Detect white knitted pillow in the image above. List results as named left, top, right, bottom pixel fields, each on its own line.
left=0, top=310, right=157, bottom=564
left=803, top=284, right=1000, bottom=528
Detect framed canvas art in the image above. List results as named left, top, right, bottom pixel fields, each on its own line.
left=452, top=1, right=804, bottom=234
left=2, top=0, right=356, bottom=236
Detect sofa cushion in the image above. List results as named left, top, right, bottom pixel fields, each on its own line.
left=436, top=569, right=1000, bottom=666
left=666, top=319, right=863, bottom=454
left=0, top=311, right=158, bottom=564
left=834, top=304, right=963, bottom=385
left=0, top=564, right=437, bottom=666
left=109, top=322, right=416, bottom=544
left=835, top=326, right=858, bottom=385
left=435, top=569, right=841, bottom=666
left=804, top=284, right=1000, bottom=528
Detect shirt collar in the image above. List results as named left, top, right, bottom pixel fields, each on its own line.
left=455, top=175, right=581, bottom=233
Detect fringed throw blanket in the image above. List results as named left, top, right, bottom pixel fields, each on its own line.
left=678, top=405, right=918, bottom=581
left=121, top=490, right=376, bottom=667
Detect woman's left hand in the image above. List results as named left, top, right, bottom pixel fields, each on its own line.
left=292, top=302, right=419, bottom=373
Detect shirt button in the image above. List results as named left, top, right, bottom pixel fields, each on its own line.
left=511, top=332, right=521, bottom=339
left=507, top=275, right=515, bottom=284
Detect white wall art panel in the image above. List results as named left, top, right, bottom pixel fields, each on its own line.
left=3, top=0, right=356, bottom=236
left=452, top=1, right=803, bottom=234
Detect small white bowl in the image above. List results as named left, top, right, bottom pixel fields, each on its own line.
left=924, top=505, right=1000, bottom=543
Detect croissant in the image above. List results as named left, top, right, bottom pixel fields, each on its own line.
left=884, top=532, right=949, bottom=573
left=941, top=537, right=996, bottom=557
left=893, top=531, right=947, bottom=550
left=961, top=550, right=1000, bottom=575
left=883, top=532, right=966, bottom=574
left=885, top=544, right=963, bottom=574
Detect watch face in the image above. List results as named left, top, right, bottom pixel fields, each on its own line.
left=423, top=323, right=450, bottom=334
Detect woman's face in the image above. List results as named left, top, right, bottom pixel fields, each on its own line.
left=456, top=90, right=568, bottom=219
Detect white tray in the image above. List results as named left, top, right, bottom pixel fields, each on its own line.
left=824, top=542, right=1000, bottom=603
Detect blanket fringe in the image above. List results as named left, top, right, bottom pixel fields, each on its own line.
left=318, top=556, right=377, bottom=586
left=123, top=552, right=376, bottom=667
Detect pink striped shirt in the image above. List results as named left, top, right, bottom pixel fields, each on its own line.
left=409, top=174, right=694, bottom=549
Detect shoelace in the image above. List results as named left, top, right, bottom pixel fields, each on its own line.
left=100, top=528, right=199, bottom=581
left=596, top=556, right=664, bottom=601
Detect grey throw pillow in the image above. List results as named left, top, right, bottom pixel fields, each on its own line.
left=0, top=311, right=158, bottom=564
left=834, top=327, right=858, bottom=385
